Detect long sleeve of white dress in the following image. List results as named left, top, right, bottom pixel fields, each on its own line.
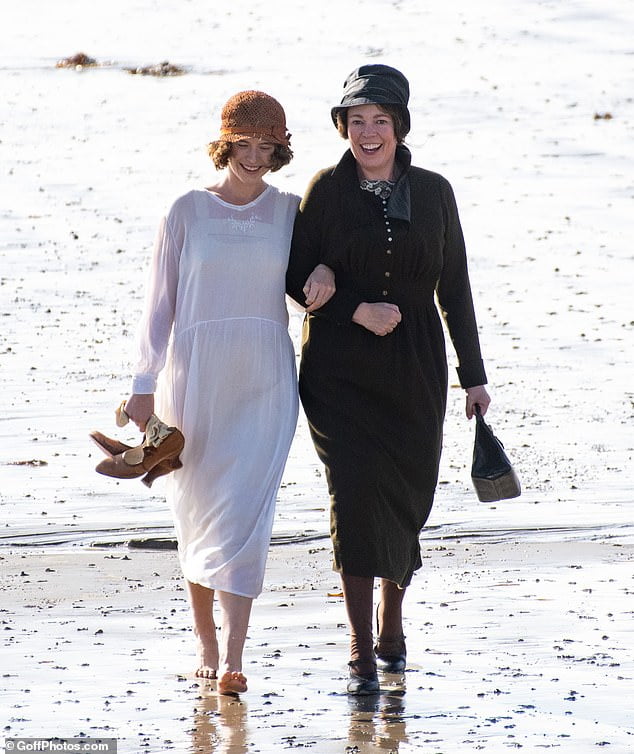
left=132, top=213, right=182, bottom=394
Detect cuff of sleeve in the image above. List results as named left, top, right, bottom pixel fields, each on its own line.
left=456, top=361, right=487, bottom=389
left=132, top=374, right=157, bottom=394
left=313, top=288, right=364, bottom=325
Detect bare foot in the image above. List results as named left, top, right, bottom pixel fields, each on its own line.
left=218, top=671, right=247, bottom=695
left=195, top=666, right=217, bottom=680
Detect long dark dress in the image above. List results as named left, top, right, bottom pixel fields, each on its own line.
left=286, top=146, right=487, bottom=587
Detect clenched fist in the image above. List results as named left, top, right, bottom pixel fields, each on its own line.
left=352, top=302, right=402, bottom=336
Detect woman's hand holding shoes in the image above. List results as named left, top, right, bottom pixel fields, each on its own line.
left=124, top=393, right=155, bottom=431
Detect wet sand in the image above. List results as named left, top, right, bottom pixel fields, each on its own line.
left=2, top=530, right=633, bottom=752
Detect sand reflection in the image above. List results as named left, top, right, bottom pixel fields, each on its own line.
left=190, top=685, right=249, bottom=754
left=347, top=691, right=409, bottom=751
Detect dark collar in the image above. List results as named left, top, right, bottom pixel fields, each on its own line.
left=331, top=144, right=412, bottom=223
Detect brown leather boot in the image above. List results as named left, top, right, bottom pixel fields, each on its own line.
left=90, top=430, right=182, bottom=487
left=94, top=415, right=184, bottom=483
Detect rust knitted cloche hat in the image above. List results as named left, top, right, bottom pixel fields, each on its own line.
left=218, top=90, right=290, bottom=146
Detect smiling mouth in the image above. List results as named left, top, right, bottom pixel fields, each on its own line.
left=241, top=164, right=261, bottom=173
left=361, top=144, right=382, bottom=154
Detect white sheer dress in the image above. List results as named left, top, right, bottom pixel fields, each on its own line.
left=132, top=186, right=300, bottom=598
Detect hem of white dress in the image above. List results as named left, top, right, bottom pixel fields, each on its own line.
left=180, top=570, right=264, bottom=600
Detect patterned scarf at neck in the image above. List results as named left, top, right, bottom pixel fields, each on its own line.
left=359, top=178, right=395, bottom=200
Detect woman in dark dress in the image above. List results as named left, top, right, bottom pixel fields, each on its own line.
left=286, top=64, right=491, bottom=695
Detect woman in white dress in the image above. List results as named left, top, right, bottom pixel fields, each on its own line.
left=122, top=91, right=334, bottom=695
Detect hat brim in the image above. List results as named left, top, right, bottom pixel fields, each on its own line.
left=218, top=127, right=290, bottom=146
left=331, top=100, right=411, bottom=132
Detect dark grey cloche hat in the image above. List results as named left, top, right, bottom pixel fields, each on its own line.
left=331, top=64, right=411, bottom=132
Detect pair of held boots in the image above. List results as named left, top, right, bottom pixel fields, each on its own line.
left=90, top=403, right=184, bottom=488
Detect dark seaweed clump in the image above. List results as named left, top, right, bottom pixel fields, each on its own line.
left=124, top=61, right=186, bottom=77
left=56, top=52, right=98, bottom=69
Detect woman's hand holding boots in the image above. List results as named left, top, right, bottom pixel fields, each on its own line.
left=124, top=393, right=155, bottom=431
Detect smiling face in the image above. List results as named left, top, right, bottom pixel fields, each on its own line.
left=346, top=104, right=398, bottom=181
left=226, top=136, right=275, bottom=187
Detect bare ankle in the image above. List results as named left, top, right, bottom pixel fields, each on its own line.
left=195, top=634, right=219, bottom=671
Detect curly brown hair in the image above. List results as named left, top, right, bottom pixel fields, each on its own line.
left=207, top=140, right=293, bottom=172
left=334, top=103, right=409, bottom=143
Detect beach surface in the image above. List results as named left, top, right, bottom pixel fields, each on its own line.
left=2, top=532, right=633, bottom=752
left=1, top=0, right=633, bottom=751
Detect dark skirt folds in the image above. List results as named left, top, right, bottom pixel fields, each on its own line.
left=299, top=300, right=448, bottom=588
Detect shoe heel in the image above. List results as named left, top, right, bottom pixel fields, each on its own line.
left=142, top=455, right=183, bottom=488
